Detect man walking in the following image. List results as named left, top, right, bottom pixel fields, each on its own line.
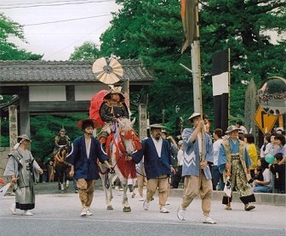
left=177, top=113, right=216, bottom=224
left=4, top=134, right=43, bottom=216
left=218, top=125, right=256, bottom=211
left=129, top=123, right=175, bottom=213
left=67, top=119, right=113, bottom=217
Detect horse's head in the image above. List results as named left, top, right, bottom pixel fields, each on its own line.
left=57, top=145, right=69, bottom=161
left=117, top=118, right=141, bottom=155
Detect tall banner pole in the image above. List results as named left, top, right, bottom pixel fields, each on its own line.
left=191, top=2, right=204, bottom=161
left=181, top=0, right=204, bottom=160
left=227, top=48, right=231, bottom=127
left=191, top=3, right=201, bottom=115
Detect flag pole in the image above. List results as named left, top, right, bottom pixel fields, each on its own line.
left=191, top=2, right=204, bottom=161
left=191, top=2, right=202, bottom=115
left=227, top=48, right=231, bottom=127
left=181, top=0, right=204, bottom=160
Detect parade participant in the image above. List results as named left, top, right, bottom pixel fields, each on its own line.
left=176, top=113, right=216, bottom=224
left=4, top=134, right=43, bottom=216
left=218, top=125, right=256, bottom=211
left=53, top=127, right=71, bottom=154
left=66, top=119, right=113, bottom=217
left=99, top=86, right=129, bottom=144
left=128, top=123, right=175, bottom=213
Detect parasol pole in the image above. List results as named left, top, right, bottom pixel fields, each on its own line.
left=191, top=1, right=204, bottom=161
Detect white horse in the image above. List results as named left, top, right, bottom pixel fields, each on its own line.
left=99, top=118, right=142, bottom=212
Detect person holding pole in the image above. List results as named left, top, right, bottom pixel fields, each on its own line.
left=177, top=113, right=216, bottom=224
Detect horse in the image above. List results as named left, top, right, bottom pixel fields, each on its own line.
left=53, top=145, right=72, bottom=192
left=98, top=118, right=142, bottom=212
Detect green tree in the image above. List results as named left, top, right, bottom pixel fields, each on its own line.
left=69, top=41, right=100, bottom=60
left=30, top=114, right=86, bottom=162
left=75, top=0, right=286, bottom=133
left=200, top=0, right=286, bottom=118
left=0, top=13, right=42, bottom=60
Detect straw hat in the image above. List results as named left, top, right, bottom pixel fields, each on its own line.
left=225, top=125, right=241, bottom=134
left=149, top=123, right=166, bottom=130
left=17, top=134, right=32, bottom=143
left=187, top=112, right=201, bottom=123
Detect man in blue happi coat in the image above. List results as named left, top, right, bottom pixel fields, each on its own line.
left=177, top=113, right=216, bottom=224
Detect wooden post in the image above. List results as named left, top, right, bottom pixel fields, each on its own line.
left=9, top=105, right=18, bottom=151
left=18, top=87, right=30, bottom=136
left=138, top=103, right=147, bottom=140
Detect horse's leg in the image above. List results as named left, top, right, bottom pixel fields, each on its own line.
left=99, top=172, right=114, bottom=210
left=54, top=169, right=61, bottom=190
left=58, top=165, right=65, bottom=192
left=65, top=166, right=69, bottom=190
left=131, top=178, right=136, bottom=198
left=120, top=177, right=131, bottom=212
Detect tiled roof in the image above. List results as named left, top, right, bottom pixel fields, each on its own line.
left=0, top=60, right=153, bottom=84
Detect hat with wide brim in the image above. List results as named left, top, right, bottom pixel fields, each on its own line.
left=76, top=119, right=97, bottom=130
left=17, top=134, right=32, bottom=142
left=187, top=112, right=201, bottom=123
left=225, top=125, right=241, bottom=134
left=149, top=123, right=167, bottom=130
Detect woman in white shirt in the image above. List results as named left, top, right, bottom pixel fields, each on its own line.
left=253, top=158, right=272, bottom=193
left=260, top=133, right=272, bottom=158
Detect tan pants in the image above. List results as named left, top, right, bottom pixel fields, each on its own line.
left=146, top=175, right=169, bottom=208
left=181, top=170, right=212, bottom=217
left=76, top=179, right=95, bottom=208
left=137, top=168, right=147, bottom=197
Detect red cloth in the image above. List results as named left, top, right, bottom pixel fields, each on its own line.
left=0, top=178, right=6, bottom=185
left=89, top=90, right=108, bottom=128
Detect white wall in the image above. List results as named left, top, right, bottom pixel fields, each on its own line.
left=30, top=86, right=66, bottom=101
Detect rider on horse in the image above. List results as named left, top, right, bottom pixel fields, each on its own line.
left=98, top=86, right=129, bottom=145
left=53, top=127, right=71, bottom=154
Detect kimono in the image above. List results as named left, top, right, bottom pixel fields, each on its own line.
left=218, top=138, right=256, bottom=204
left=4, top=147, right=41, bottom=210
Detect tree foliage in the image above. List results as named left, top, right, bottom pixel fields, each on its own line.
left=69, top=41, right=100, bottom=60
left=0, top=13, right=42, bottom=60
left=96, top=0, right=286, bottom=133
left=30, top=114, right=86, bottom=162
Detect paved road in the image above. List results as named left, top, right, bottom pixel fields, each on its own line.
left=0, top=183, right=285, bottom=236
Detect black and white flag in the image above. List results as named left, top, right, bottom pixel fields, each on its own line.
left=212, top=50, right=229, bottom=133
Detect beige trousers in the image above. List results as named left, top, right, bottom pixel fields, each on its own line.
left=181, top=170, right=213, bottom=217
left=146, top=175, right=169, bottom=208
left=76, top=179, right=95, bottom=208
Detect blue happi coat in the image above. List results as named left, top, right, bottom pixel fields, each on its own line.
left=181, top=127, right=213, bottom=180
left=131, top=137, right=173, bottom=180
left=66, top=136, right=108, bottom=180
